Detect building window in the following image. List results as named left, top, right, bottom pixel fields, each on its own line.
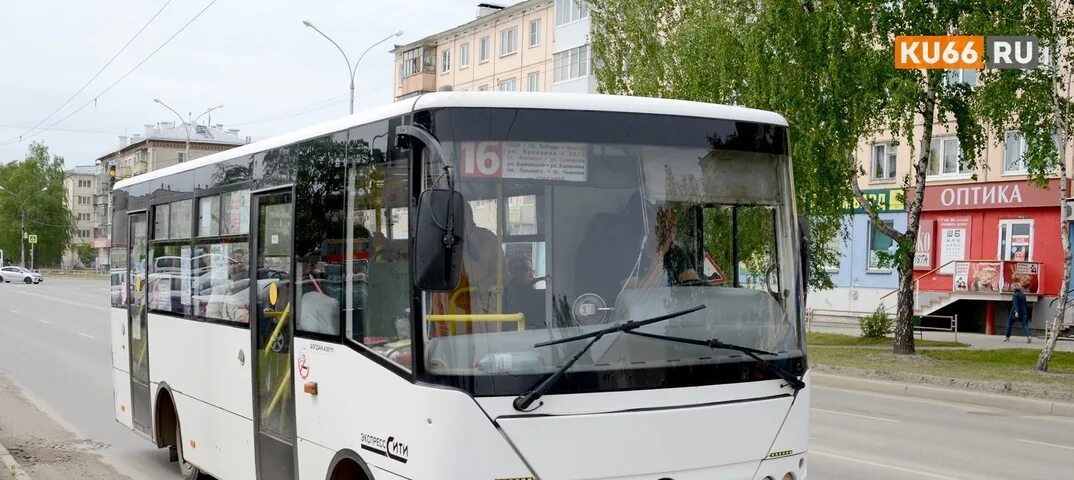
left=177, top=151, right=187, bottom=163
left=872, top=142, right=897, bottom=181
left=944, top=69, right=977, bottom=87
left=527, top=71, right=540, bottom=91
left=553, top=45, right=590, bottom=83
left=80, top=229, right=91, bottom=238
left=927, top=137, right=965, bottom=177
left=441, top=49, right=451, bottom=73
left=867, top=220, right=896, bottom=271
left=556, top=0, right=589, bottom=25
left=459, top=43, right=470, bottom=68
left=478, top=84, right=489, bottom=91
left=479, top=36, right=491, bottom=62
left=498, top=78, right=518, bottom=91
left=402, top=47, right=422, bottom=77
left=1004, top=131, right=1027, bottom=173
left=529, top=19, right=542, bottom=47
left=999, top=220, right=1034, bottom=261
left=500, top=27, right=518, bottom=56
left=823, top=234, right=842, bottom=272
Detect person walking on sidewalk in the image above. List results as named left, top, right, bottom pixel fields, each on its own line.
left=1005, top=284, right=1031, bottom=343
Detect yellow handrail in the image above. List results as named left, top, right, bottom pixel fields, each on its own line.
left=427, top=313, right=525, bottom=334
left=262, top=302, right=292, bottom=356
left=265, top=366, right=292, bottom=417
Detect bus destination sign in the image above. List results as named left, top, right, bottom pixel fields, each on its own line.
left=459, top=141, right=587, bottom=182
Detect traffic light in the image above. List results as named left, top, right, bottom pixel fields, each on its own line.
left=108, top=164, right=117, bottom=187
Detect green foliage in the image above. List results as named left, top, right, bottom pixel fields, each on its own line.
left=859, top=306, right=893, bottom=339
left=75, top=243, right=97, bottom=266
left=0, top=142, right=74, bottom=267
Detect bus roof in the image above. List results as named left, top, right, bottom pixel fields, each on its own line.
left=114, top=92, right=787, bottom=189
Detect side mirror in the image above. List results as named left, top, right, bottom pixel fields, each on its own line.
left=413, top=189, right=466, bottom=291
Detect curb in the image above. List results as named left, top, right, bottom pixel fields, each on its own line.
left=812, top=372, right=1074, bottom=417
left=0, top=441, right=31, bottom=480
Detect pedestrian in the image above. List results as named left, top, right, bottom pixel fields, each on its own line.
left=1004, top=284, right=1031, bottom=343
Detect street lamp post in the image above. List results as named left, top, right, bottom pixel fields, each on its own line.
left=194, top=104, right=225, bottom=127
left=0, top=185, right=48, bottom=268
left=153, top=98, right=191, bottom=162
left=302, top=21, right=403, bottom=115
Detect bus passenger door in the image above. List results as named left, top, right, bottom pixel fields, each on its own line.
left=127, top=212, right=152, bottom=436
left=250, top=191, right=297, bottom=480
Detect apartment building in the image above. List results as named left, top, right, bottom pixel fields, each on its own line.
left=813, top=71, right=1074, bottom=334
left=62, top=165, right=97, bottom=267
left=93, top=121, right=247, bottom=269
left=392, top=1, right=596, bottom=99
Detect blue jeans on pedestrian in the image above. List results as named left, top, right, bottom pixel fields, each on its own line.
left=1006, top=312, right=1030, bottom=338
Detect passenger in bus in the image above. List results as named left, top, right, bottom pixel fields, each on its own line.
left=297, top=253, right=341, bottom=335
left=504, top=255, right=547, bottom=330
left=430, top=201, right=502, bottom=335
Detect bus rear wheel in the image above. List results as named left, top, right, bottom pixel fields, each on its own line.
left=175, top=421, right=204, bottom=480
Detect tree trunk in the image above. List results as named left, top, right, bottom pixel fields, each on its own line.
left=893, top=254, right=917, bottom=354
left=1037, top=25, right=1070, bottom=370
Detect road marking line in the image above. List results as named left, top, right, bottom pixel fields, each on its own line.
left=812, top=408, right=901, bottom=423
left=811, top=450, right=962, bottom=479
left=77, top=332, right=94, bottom=339
left=1016, top=439, right=1074, bottom=451
left=35, top=318, right=51, bottom=324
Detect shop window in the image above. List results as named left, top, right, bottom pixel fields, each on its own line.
left=999, top=220, right=1034, bottom=261
left=867, top=220, right=896, bottom=271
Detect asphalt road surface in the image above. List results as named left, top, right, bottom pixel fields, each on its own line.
left=2, top=277, right=1073, bottom=480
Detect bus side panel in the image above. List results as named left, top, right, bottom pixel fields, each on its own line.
left=113, top=368, right=133, bottom=429
left=296, top=438, right=334, bottom=480
left=292, top=339, right=533, bottom=480
left=148, top=314, right=255, bottom=480
left=171, top=390, right=256, bottom=480
left=111, top=307, right=129, bottom=372
left=112, top=307, right=133, bottom=429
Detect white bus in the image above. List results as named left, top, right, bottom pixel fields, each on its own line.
left=110, top=92, right=810, bottom=480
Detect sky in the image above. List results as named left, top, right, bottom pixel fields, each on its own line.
left=0, top=0, right=523, bottom=166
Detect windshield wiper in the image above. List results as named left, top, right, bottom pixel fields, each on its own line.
left=625, top=330, right=805, bottom=391
left=512, top=304, right=706, bottom=412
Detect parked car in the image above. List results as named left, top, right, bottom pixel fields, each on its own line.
left=0, top=266, right=44, bottom=284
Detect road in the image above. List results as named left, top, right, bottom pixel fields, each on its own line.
left=2, top=277, right=1073, bottom=479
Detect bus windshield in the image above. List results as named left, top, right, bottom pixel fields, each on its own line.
left=420, top=108, right=803, bottom=396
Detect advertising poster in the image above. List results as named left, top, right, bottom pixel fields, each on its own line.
left=969, top=262, right=1003, bottom=292
left=953, top=262, right=970, bottom=291
left=1010, top=234, right=1031, bottom=261
left=914, top=219, right=935, bottom=270
left=938, top=216, right=971, bottom=275
left=1003, top=261, right=1041, bottom=294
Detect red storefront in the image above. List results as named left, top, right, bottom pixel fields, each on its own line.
left=912, top=178, right=1068, bottom=333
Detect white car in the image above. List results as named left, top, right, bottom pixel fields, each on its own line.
left=1, top=266, right=44, bottom=284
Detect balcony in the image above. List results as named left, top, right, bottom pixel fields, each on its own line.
left=396, top=44, right=437, bottom=99
left=398, top=72, right=437, bottom=99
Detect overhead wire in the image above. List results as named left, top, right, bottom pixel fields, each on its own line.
left=0, top=0, right=220, bottom=146
left=0, top=0, right=174, bottom=145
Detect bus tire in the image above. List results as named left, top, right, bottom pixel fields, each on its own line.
left=176, top=420, right=204, bottom=480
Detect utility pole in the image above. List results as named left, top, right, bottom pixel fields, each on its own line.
left=302, top=21, right=403, bottom=114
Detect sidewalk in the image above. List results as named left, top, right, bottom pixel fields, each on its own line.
left=0, top=373, right=125, bottom=480
left=810, top=323, right=1074, bottom=352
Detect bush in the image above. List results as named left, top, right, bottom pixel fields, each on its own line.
left=859, top=306, right=893, bottom=339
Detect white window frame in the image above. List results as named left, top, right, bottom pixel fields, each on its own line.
left=401, top=47, right=422, bottom=77
left=823, top=234, right=843, bottom=273
left=927, top=136, right=968, bottom=178
left=529, top=19, right=542, bottom=47
left=458, top=43, right=470, bottom=69
left=441, top=49, right=451, bottom=74
left=871, top=142, right=897, bottom=181
left=500, top=28, right=518, bottom=57
left=867, top=220, right=897, bottom=272
left=527, top=71, right=540, bottom=91
left=553, top=44, right=590, bottom=83
left=498, top=78, right=518, bottom=91
left=479, top=36, right=491, bottom=63
left=177, top=151, right=187, bottom=163
left=1003, top=131, right=1028, bottom=174
left=555, top=0, right=589, bottom=26
left=944, top=68, right=978, bottom=87
left=998, top=219, right=1035, bottom=261
left=478, top=84, right=489, bottom=91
